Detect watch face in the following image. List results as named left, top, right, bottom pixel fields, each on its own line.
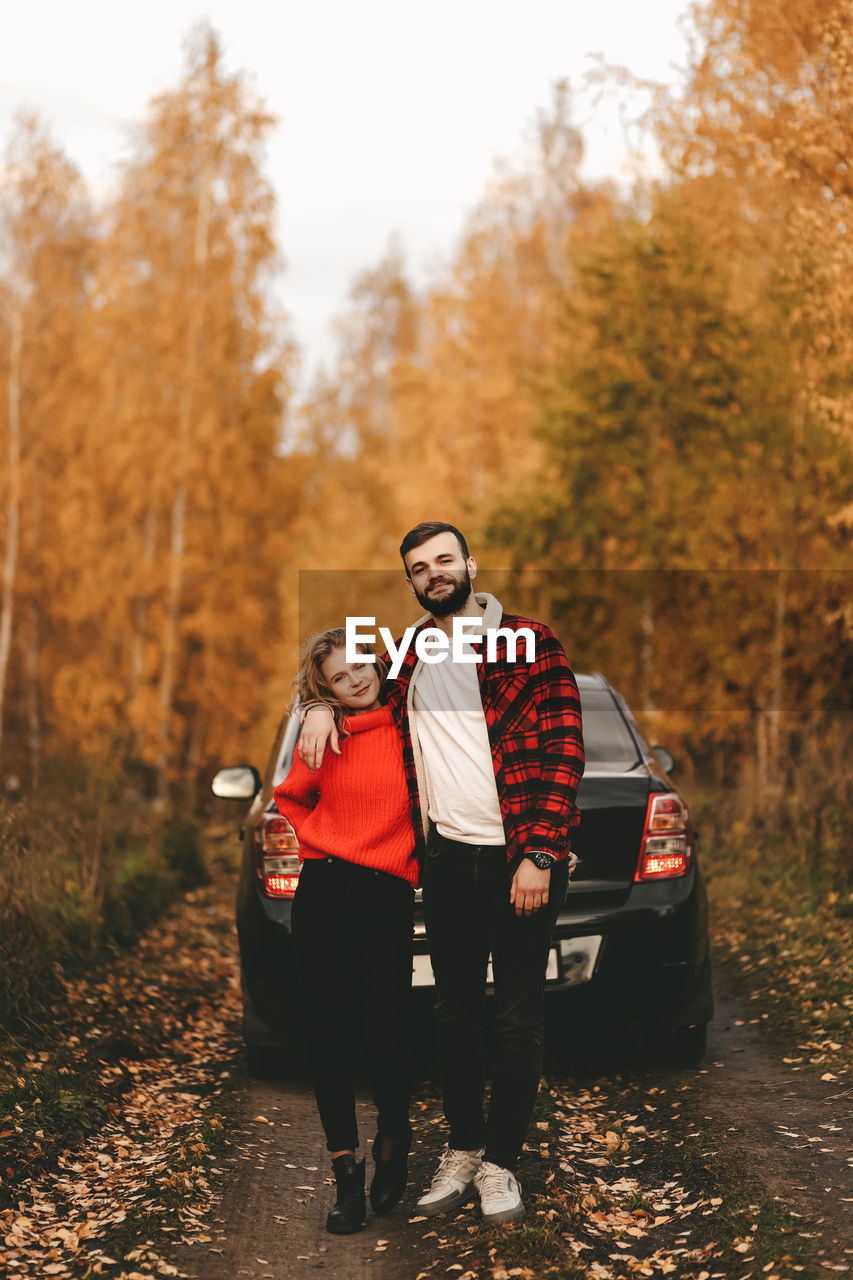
left=532, top=852, right=554, bottom=870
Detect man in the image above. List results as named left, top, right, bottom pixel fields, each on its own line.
left=299, top=522, right=585, bottom=1224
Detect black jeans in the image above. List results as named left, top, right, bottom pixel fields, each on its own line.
left=422, top=832, right=569, bottom=1171
left=291, top=857, right=415, bottom=1152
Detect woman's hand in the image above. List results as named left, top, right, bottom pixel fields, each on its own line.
left=298, top=705, right=340, bottom=772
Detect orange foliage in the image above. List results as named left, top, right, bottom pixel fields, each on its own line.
left=0, top=30, right=304, bottom=792
left=1, top=12, right=851, bottom=798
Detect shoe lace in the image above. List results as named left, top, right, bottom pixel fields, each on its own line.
left=431, top=1146, right=467, bottom=1188
left=476, top=1162, right=510, bottom=1199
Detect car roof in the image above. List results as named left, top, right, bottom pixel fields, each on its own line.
left=576, top=672, right=610, bottom=691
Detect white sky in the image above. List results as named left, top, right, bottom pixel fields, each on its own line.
left=3, top=0, right=694, bottom=386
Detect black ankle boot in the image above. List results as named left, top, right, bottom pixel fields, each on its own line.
left=369, top=1131, right=412, bottom=1215
left=326, top=1154, right=366, bottom=1234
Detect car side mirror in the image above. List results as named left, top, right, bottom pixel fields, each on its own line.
left=211, top=765, right=262, bottom=800
left=653, top=746, right=675, bottom=775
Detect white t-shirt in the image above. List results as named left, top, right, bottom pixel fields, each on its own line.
left=410, top=631, right=505, bottom=846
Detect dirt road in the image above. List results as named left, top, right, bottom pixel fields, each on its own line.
left=695, top=973, right=853, bottom=1250
left=6, top=873, right=850, bottom=1279
left=174, top=966, right=853, bottom=1280
left=173, top=1071, right=446, bottom=1280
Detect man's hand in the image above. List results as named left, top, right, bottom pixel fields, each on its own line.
left=510, top=860, right=551, bottom=917
left=297, top=705, right=340, bottom=772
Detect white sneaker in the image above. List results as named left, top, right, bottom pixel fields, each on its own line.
left=416, top=1145, right=484, bottom=1216
left=473, top=1160, right=525, bottom=1224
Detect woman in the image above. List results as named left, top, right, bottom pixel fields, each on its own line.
left=274, top=628, right=418, bottom=1235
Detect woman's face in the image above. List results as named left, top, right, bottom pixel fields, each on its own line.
left=320, top=648, right=382, bottom=714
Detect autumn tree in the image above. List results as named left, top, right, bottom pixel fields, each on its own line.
left=484, top=165, right=852, bottom=772
left=50, top=26, right=299, bottom=796
left=0, top=116, right=93, bottom=775
left=645, top=0, right=853, bottom=773
left=409, top=83, right=614, bottom=515
left=297, top=84, right=612, bottom=586
left=658, top=0, right=853, bottom=515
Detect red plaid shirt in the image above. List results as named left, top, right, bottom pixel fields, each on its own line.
left=382, top=612, right=585, bottom=864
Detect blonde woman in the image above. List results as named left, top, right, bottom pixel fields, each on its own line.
left=274, top=629, right=417, bottom=1234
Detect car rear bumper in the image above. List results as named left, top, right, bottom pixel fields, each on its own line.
left=239, top=864, right=712, bottom=1045
left=546, top=869, right=713, bottom=1024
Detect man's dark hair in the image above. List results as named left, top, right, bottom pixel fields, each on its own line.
left=399, top=522, right=470, bottom=577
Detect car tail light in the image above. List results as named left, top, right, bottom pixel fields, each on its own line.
left=635, top=792, right=692, bottom=881
left=254, top=814, right=301, bottom=898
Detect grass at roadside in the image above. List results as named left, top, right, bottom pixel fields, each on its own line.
left=710, top=902, right=853, bottom=1080
left=412, top=1071, right=836, bottom=1280
left=82, top=1096, right=239, bottom=1277
left=0, top=754, right=208, bottom=1038
left=692, top=791, right=853, bottom=1081
left=0, top=835, right=243, bottom=1279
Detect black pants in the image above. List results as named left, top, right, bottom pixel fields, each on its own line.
left=291, top=857, right=415, bottom=1152
left=422, top=832, right=569, bottom=1172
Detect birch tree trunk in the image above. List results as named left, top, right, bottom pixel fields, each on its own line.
left=25, top=599, right=42, bottom=779
left=755, top=573, right=787, bottom=813
left=154, top=177, right=211, bottom=806
left=129, top=505, right=157, bottom=728
left=0, top=304, right=23, bottom=766
left=766, top=571, right=787, bottom=797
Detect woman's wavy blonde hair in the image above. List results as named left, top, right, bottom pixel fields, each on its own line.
left=291, top=627, right=388, bottom=735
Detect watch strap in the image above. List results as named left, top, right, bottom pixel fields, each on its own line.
left=525, top=849, right=557, bottom=870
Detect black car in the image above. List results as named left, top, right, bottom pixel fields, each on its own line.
left=212, top=673, right=713, bottom=1074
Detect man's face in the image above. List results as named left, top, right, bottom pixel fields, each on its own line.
left=404, top=532, right=476, bottom=617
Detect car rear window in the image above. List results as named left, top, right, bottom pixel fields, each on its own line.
left=274, top=685, right=643, bottom=784
left=578, top=688, right=641, bottom=768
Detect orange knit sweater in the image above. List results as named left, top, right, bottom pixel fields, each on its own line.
left=273, top=704, right=418, bottom=886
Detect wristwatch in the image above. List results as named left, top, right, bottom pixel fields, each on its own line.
left=525, top=849, right=557, bottom=871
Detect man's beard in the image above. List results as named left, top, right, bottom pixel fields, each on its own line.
left=412, top=568, right=474, bottom=618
